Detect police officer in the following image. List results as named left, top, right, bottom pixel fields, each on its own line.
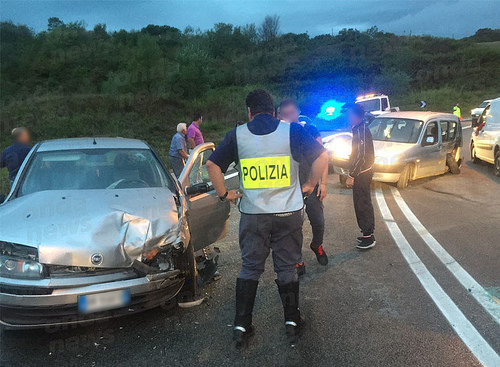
left=279, top=99, right=329, bottom=270
left=453, top=103, right=462, bottom=121
left=207, top=89, right=327, bottom=347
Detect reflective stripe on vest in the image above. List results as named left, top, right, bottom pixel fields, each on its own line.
left=236, top=121, right=303, bottom=214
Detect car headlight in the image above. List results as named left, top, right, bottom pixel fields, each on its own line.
left=0, top=255, right=44, bottom=279
left=374, top=154, right=400, bottom=165
left=326, top=140, right=352, bottom=160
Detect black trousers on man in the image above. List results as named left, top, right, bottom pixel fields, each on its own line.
left=304, top=184, right=325, bottom=247
left=352, top=170, right=375, bottom=236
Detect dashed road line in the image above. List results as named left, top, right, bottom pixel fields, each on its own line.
left=375, top=188, right=500, bottom=366
left=391, top=187, right=500, bottom=326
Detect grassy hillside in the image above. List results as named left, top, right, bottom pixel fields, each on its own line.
left=1, top=20, right=499, bottom=195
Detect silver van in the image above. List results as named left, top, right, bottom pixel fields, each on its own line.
left=327, top=111, right=463, bottom=188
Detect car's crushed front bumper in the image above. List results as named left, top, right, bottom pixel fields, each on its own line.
left=332, top=159, right=403, bottom=183
left=0, top=269, right=183, bottom=329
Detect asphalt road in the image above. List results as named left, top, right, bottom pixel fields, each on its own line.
left=1, top=122, right=499, bottom=367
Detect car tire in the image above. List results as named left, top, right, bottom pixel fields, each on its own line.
left=446, top=153, right=460, bottom=174
left=397, top=165, right=410, bottom=189
left=471, top=143, right=480, bottom=164
left=174, top=242, right=200, bottom=304
left=494, top=150, right=500, bottom=177
left=339, top=175, right=348, bottom=188
left=328, top=162, right=335, bottom=174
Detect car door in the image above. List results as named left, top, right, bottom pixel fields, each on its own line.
left=178, top=143, right=231, bottom=252
left=475, top=105, right=495, bottom=163
left=417, top=120, right=446, bottom=178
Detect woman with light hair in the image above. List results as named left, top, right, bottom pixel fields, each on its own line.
left=169, top=123, right=189, bottom=177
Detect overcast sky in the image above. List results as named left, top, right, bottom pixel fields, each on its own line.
left=1, top=0, right=499, bottom=38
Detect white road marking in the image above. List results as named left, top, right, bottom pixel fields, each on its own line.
left=463, top=126, right=472, bottom=130
left=391, top=187, right=500, bottom=326
left=207, top=170, right=239, bottom=187
left=224, top=171, right=239, bottom=180
left=375, top=188, right=500, bottom=366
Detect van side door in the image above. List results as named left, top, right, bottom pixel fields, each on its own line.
left=418, top=120, right=446, bottom=177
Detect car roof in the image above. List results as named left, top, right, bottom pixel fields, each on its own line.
left=37, top=137, right=150, bottom=152
left=373, top=111, right=458, bottom=121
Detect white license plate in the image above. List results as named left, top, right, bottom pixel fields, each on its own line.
left=78, top=289, right=131, bottom=314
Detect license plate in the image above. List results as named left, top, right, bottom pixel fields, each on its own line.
left=78, top=289, right=131, bottom=314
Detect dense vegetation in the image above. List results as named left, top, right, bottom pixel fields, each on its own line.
left=1, top=17, right=499, bottom=193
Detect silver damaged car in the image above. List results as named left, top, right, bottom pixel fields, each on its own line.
left=0, top=138, right=231, bottom=329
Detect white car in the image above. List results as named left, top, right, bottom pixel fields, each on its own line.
left=355, top=93, right=399, bottom=116
left=471, top=99, right=492, bottom=127
left=471, top=97, right=500, bottom=176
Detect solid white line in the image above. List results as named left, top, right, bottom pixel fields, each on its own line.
left=390, top=187, right=500, bottom=325
left=224, top=171, right=239, bottom=180
left=463, top=126, right=472, bottom=130
left=375, top=188, right=500, bottom=366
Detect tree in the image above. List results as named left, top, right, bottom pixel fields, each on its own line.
left=259, top=15, right=280, bottom=42
left=48, top=17, right=64, bottom=31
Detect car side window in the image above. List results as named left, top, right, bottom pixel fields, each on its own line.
left=381, top=98, right=389, bottom=111
left=423, top=121, right=438, bottom=145
left=479, top=105, right=491, bottom=128
left=440, top=121, right=449, bottom=142
left=448, top=121, right=457, bottom=140
left=188, top=149, right=213, bottom=186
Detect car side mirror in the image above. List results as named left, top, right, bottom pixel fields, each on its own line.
left=423, top=136, right=435, bottom=146
left=185, top=182, right=209, bottom=196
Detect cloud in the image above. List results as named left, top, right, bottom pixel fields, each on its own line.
left=1, top=0, right=499, bottom=38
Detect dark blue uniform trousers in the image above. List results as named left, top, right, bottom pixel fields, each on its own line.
left=239, top=210, right=303, bottom=284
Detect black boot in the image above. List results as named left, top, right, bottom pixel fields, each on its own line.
left=276, top=280, right=305, bottom=345
left=233, top=278, right=258, bottom=348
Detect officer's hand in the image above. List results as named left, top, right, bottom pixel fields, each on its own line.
left=302, top=182, right=315, bottom=196
left=318, top=183, right=327, bottom=201
left=227, top=190, right=242, bottom=204
left=346, top=176, right=354, bottom=188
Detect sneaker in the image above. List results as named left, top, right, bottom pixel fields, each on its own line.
left=285, top=315, right=306, bottom=346
left=296, top=262, right=306, bottom=277
left=233, top=325, right=255, bottom=349
left=356, top=235, right=376, bottom=250
left=310, top=244, right=328, bottom=266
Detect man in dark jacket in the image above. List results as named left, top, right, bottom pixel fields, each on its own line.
left=1, top=127, right=32, bottom=187
left=345, top=104, right=376, bottom=249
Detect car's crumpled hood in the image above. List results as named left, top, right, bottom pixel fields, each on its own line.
left=0, top=188, right=180, bottom=268
left=471, top=107, right=483, bottom=115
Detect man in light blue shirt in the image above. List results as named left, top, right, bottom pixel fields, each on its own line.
left=169, top=123, right=189, bottom=177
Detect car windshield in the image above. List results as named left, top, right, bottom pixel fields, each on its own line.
left=356, top=99, right=380, bottom=112
left=479, top=101, right=490, bottom=108
left=19, top=148, right=174, bottom=196
left=369, top=118, right=424, bottom=143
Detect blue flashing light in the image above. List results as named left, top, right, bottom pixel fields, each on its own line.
left=317, top=99, right=345, bottom=121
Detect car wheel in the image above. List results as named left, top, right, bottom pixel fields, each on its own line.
left=494, top=150, right=500, bottom=177
left=471, top=143, right=480, bottom=164
left=446, top=153, right=460, bottom=174
left=339, top=175, right=348, bottom=188
left=174, top=242, right=200, bottom=304
left=397, top=165, right=410, bottom=189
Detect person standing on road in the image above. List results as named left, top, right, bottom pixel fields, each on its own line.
left=453, top=104, right=462, bottom=121
left=169, top=123, right=189, bottom=177
left=206, top=89, right=328, bottom=347
left=0, top=127, right=32, bottom=187
left=345, top=104, right=376, bottom=250
left=187, top=113, right=204, bottom=150
left=279, top=99, right=329, bottom=271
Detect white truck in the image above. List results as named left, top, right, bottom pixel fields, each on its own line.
left=355, top=93, right=399, bottom=116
